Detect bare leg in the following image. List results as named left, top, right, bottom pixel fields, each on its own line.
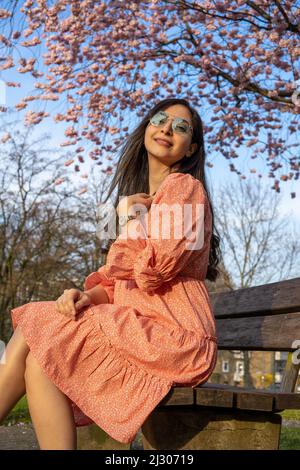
left=24, top=351, right=77, bottom=450
left=0, top=325, right=30, bottom=423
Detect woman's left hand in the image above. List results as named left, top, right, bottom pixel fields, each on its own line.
left=117, top=193, right=154, bottom=218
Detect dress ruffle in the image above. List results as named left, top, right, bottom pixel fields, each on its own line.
left=11, top=301, right=173, bottom=444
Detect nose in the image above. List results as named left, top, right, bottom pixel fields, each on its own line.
left=160, top=118, right=173, bottom=135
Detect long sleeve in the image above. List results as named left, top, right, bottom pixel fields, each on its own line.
left=83, top=264, right=115, bottom=304
left=105, top=173, right=209, bottom=293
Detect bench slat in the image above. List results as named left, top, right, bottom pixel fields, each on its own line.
left=198, top=384, right=274, bottom=411
left=156, top=384, right=300, bottom=412
left=235, top=391, right=274, bottom=411
left=274, top=393, right=300, bottom=411
left=157, top=387, right=194, bottom=406
left=195, top=387, right=234, bottom=408
left=216, top=312, right=300, bottom=350
left=210, top=277, right=300, bottom=319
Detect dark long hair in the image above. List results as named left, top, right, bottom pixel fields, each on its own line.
left=103, top=98, right=222, bottom=282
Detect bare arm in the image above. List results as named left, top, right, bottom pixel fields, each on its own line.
left=84, top=283, right=109, bottom=305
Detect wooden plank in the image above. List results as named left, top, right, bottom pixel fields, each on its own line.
left=195, top=386, right=234, bottom=408
left=274, top=393, right=300, bottom=410
left=216, top=312, right=300, bottom=350
left=156, top=384, right=300, bottom=412
left=196, top=384, right=284, bottom=412
left=236, top=391, right=274, bottom=412
left=210, top=277, right=300, bottom=319
left=157, top=387, right=194, bottom=407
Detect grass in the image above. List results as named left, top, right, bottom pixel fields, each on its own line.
left=2, top=398, right=300, bottom=449
left=279, top=409, right=300, bottom=421
left=278, top=409, right=300, bottom=449
left=2, top=396, right=31, bottom=426
left=279, top=428, right=300, bottom=450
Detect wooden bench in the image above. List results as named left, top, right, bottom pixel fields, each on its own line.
left=141, top=277, right=300, bottom=450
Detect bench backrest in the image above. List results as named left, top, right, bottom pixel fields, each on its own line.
left=209, top=278, right=300, bottom=393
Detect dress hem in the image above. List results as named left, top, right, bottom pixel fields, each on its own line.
left=12, top=308, right=173, bottom=444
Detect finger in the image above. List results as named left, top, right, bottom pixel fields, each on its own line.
left=75, top=295, right=91, bottom=311
left=66, top=300, right=76, bottom=317
left=59, top=300, right=74, bottom=318
left=63, top=308, right=76, bottom=320
left=74, top=300, right=85, bottom=311
left=56, top=299, right=63, bottom=314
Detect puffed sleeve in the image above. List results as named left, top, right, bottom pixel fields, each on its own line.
left=105, top=173, right=208, bottom=293
left=83, top=264, right=115, bottom=304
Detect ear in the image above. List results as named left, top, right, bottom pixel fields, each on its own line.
left=186, top=143, right=198, bottom=157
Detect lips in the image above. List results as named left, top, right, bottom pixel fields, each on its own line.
left=155, top=138, right=172, bottom=147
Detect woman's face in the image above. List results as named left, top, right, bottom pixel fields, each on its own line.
left=144, top=104, right=197, bottom=169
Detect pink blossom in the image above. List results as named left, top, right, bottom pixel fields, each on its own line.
left=54, top=177, right=65, bottom=185
left=0, top=0, right=297, bottom=191
left=77, top=187, right=88, bottom=195
left=20, top=37, right=41, bottom=47
left=6, top=81, right=21, bottom=87
left=1, top=132, right=11, bottom=143
left=15, top=102, right=27, bottom=110
left=0, top=57, right=14, bottom=70
left=64, top=159, right=74, bottom=167
left=40, top=93, right=59, bottom=100
left=24, top=111, right=49, bottom=125
left=0, top=9, right=11, bottom=19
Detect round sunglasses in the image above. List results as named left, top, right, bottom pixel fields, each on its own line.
left=149, top=111, right=193, bottom=135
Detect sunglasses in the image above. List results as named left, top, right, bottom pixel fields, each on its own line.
left=149, top=111, right=193, bottom=135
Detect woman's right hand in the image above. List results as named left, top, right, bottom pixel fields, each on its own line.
left=116, top=193, right=154, bottom=217
left=55, top=289, right=92, bottom=320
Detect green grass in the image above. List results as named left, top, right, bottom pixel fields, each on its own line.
left=279, top=427, right=300, bottom=450
left=279, top=409, right=300, bottom=421
left=278, top=409, right=300, bottom=449
left=3, top=395, right=31, bottom=426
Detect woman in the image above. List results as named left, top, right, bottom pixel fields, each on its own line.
left=0, top=97, right=222, bottom=449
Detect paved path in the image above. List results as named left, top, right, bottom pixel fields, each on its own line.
left=0, top=423, right=143, bottom=450
left=0, top=423, right=38, bottom=450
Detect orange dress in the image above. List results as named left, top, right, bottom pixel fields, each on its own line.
left=10, top=172, right=218, bottom=444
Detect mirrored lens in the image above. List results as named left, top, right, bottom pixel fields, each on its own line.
left=150, top=111, right=168, bottom=126
left=150, top=111, right=191, bottom=134
left=173, top=119, right=189, bottom=133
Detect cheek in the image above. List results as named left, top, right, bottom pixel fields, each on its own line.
left=177, top=138, right=191, bottom=154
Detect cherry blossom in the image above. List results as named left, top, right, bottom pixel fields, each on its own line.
left=0, top=0, right=298, bottom=196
